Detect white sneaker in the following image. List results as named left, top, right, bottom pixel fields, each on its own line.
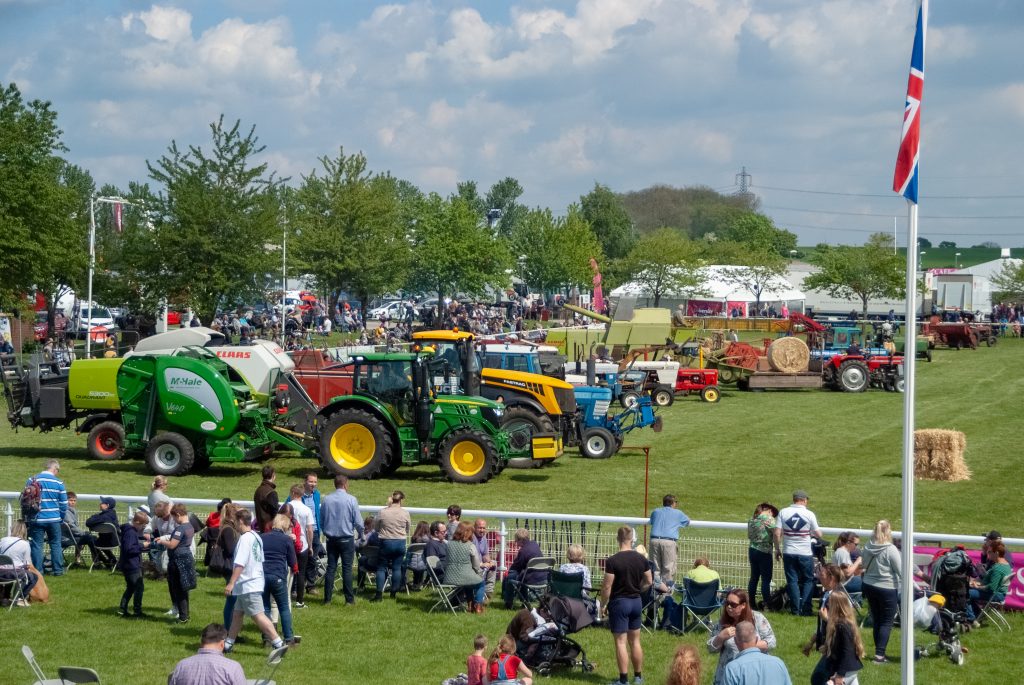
left=15, top=598, right=30, bottom=607
left=165, top=608, right=179, bottom=617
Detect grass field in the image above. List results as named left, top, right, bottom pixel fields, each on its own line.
left=1, top=339, right=1021, bottom=683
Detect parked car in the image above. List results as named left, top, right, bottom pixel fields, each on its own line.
left=73, top=306, right=117, bottom=337
left=369, top=300, right=406, bottom=320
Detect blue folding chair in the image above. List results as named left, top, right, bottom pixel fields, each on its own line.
left=679, top=578, right=722, bottom=633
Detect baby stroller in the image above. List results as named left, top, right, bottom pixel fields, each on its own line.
left=930, top=547, right=972, bottom=618
left=515, top=594, right=595, bottom=676
left=917, top=600, right=968, bottom=666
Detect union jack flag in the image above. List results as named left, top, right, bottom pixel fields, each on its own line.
left=893, top=0, right=928, bottom=204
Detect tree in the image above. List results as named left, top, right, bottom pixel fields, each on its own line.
left=991, top=260, right=1024, bottom=301
left=511, top=205, right=602, bottom=297
left=803, top=235, right=906, bottom=319
left=722, top=212, right=797, bottom=257
left=290, top=148, right=410, bottom=310
left=618, top=183, right=757, bottom=237
left=484, top=176, right=527, bottom=238
left=717, top=248, right=788, bottom=316
left=621, top=227, right=706, bottom=307
left=938, top=240, right=957, bottom=249
left=0, top=82, right=84, bottom=315
left=579, top=183, right=636, bottom=261
left=407, top=194, right=511, bottom=306
left=145, top=116, right=283, bottom=321
left=917, top=237, right=932, bottom=249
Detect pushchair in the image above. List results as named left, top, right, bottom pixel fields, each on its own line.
left=917, top=602, right=968, bottom=666
left=513, top=594, right=595, bottom=676
left=930, top=547, right=973, bottom=618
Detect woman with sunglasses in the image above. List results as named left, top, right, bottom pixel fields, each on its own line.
left=707, top=589, right=776, bottom=685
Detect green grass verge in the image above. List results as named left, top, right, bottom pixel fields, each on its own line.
left=1, top=340, right=1021, bottom=683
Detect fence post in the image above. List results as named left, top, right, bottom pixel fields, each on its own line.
left=498, top=518, right=508, bottom=576
left=4, top=500, right=12, bottom=537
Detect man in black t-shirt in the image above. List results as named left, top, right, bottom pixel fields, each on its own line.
left=600, top=526, right=652, bottom=685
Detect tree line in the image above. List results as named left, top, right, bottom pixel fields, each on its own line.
left=6, top=81, right=992, bottom=325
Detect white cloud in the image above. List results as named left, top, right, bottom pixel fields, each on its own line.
left=994, top=83, right=1024, bottom=120
left=123, top=5, right=192, bottom=44
left=5, top=55, right=34, bottom=91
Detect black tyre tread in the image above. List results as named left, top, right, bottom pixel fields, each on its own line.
left=500, top=406, right=556, bottom=455
left=87, top=420, right=125, bottom=461
left=439, top=429, right=499, bottom=484
left=319, top=408, right=394, bottom=480
left=839, top=360, right=870, bottom=393
left=145, top=432, right=195, bottom=476
left=579, top=426, right=616, bottom=459
left=700, top=385, right=721, bottom=402
left=652, top=385, right=674, bottom=407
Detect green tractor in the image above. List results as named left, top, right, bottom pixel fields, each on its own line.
left=315, top=351, right=543, bottom=484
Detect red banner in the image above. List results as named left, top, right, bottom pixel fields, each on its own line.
left=686, top=300, right=724, bottom=316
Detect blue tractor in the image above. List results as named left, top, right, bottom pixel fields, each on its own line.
left=574, top=386, right=663, bottom=459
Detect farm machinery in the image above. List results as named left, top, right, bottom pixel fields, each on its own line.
left=2, top=329, right=554, bottom=482
left=573, top=386, right=662, bottom=459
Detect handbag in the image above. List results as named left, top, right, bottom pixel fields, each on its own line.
left=208, top=528, right=230, bottom=574
left=174, top=553, right=198, bottom=591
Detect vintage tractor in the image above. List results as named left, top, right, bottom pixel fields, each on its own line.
left=573, top=386, right=662, bottom=459
left=820, top=353, right=905, bottom=393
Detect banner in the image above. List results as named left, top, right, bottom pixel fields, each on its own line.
left=915, top=545, right=1022, bottom=611
left=686, top=300, right=724, bottom=316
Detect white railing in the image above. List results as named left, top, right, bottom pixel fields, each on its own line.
left=3, top=492, right=1018, bottom=589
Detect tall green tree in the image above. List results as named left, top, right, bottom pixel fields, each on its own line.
left=145, top=117, right=283, bottom=321
left=511, top=205, right=602, bottom=297
left=722, top=212, right=798, bottom=257
left=990, top=259, right=1024, bottom=301
left=618, top=184, right=757, bottom=237
left=408, top=194, right=511, bottom=306
left=579, top=182, right=635, bottom=261
left=621, top=227, right=706, bottom=307
left=485, top=176, right=527, bottom=238
left=290, top=149, right=410, bottom=310
left=0, top=83, right=84, bottom=317
left=803, top=234, right=905, bottom=319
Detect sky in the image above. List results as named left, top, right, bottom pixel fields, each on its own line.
left=2, top=0, right=1023, bottom=248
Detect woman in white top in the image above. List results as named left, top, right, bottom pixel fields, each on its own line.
left=148, top=475, right=172, bottom=510
left=0, top=521, right=38, bottom=605
left=831, top=531, right=863, bottom=593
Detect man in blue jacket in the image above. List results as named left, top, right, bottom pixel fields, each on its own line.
left=26, top=460, right=68, bottom=575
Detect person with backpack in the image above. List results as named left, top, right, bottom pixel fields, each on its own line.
left=24, top=460, right=68, bottom=576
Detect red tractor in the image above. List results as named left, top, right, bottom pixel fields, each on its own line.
left=822, top=353, right=904, bottom=393
left=674, top=368, right=721, bottom=402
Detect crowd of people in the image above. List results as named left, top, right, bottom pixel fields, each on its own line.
left=4, top=465, right=1015, bottom=685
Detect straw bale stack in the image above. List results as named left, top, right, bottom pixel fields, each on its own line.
left=914, top=429, right=970, bottom=481
left=767, top=336, right=810, bottom=373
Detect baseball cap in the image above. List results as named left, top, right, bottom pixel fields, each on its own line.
left=985, top=530, right=1002, bottom=541
left=793, top=490, right=809, bottom=501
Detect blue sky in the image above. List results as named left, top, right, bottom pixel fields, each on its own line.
left=2, top=0, right=1023, bottom=247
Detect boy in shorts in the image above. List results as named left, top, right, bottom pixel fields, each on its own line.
left=223, top=509, right=284, bottom=652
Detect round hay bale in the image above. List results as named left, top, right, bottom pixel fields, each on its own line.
left=767, top=336, right=810, bottom=373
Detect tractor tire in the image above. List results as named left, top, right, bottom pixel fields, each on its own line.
left=619, top=391, right=641, bottom=409
left=500, top=407, right=556, bottom=454
left=651, top=385, right=675, bottom=407
left=700, top=385, right=721, bottom=403
left=987, top=335, right=997, bottom=347
left=718, top=367, right=739, bottom=384
left=925, top=348, right=933, bottom=362
left=87, top=421, right=125, bottom=461
left=145, top=432, right=195, bottom=476
left=319, top=408, right=394, bottom=479
left=439, top=429, right=499, bottom=484
left=579, top=427, right=616, bottom=459
left=838, top=360, right=870, bottom=393
left=895, top=377, right=905, bottom=393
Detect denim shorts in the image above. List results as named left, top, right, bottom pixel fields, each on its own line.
left=608, top=596, right=642, bottom=634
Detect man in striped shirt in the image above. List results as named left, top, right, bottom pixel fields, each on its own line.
left=26, top=459, right=69, bottom=575
left=773, top=490, right=822, bottom=616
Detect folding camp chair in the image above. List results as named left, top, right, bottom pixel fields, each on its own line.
left=641, top=586, right=672, bottom=635
left=678, top=577, right=722, bottom=633
left=512, top=556, right=554, bottom=609
left=57, top=666, right=102, bottom=683
left=0, top=554, right=26, bottom=611
left=425, top=555, right=461, bottom=614
left=548, top=569, right=586, bottom=600
left=245, top=645, right=287, bottom=685
left=60, top=520, right=80, bottom=568
left=21, top=645, right=65, bottom=685
left=978, top=574, right=1012, bottom=632
left=88, top=522, right=120, bottom=573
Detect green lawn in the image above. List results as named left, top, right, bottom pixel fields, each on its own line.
left=1, top=339, right=1021, bottom=683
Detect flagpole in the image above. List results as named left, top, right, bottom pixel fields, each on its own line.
left=900, top=199, right=919, bottom=684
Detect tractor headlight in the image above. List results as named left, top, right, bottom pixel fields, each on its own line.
left=482, top=406, right=503, bottom=426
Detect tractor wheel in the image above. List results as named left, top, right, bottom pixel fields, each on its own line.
left=895, top=377, right=905, bottom=393
left=500, top=407, right=556, bottom=455
left=579, top=427, right=616, bottom=459
left=700, top=385, right=721, bottom=403
left=987, top=335, right=997, bottom=347
left=193, top=451, right=211, bottom=471
left=619, top=391, right=641, bottom=409
left=319, top=408, right=394, bottom=479
left=718, top=367, right=739, bottom=384
left=145, top=432, right=195, bottom=476
left=87, top=421, right=125, bottom=461
left=439, top=430, right=499, bottom=484
left=838, top=360, right=870, bottom=393
left=652, top=385, right=675, bottom=407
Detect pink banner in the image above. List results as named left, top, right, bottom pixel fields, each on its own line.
left=915, top=545, right=1022, bottom=611
left=687, top=300, right=724, bottom=316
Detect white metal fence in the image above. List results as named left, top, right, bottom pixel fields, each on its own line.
left=3, top=491, right=1018, bottom=590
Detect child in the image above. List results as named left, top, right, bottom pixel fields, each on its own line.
left=117, top=510, right=150, bottom=617
left=489, top=633, right=533, bottom=685
left=467, top=634, right=488, bottom=685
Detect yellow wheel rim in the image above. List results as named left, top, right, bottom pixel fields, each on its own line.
left=329, top=423, right=376, bottom=469
left=449, top=440, right=485, bottom=477
left=705, top=389, right=719, bottom=402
